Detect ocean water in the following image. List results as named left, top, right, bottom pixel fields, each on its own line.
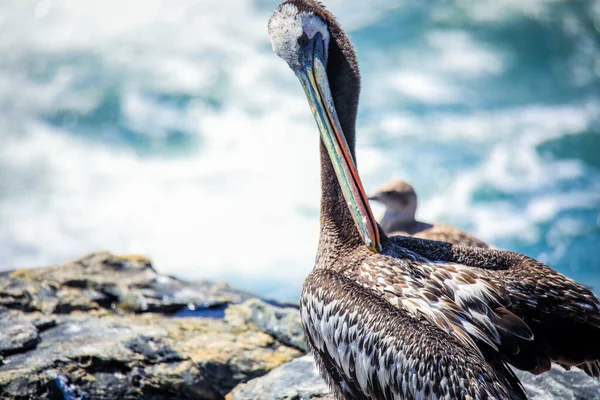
left=0, top=0, right=599, bottom=301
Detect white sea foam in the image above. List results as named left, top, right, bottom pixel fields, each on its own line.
left=426, top=30, right=505, bottom=76
left=369, top=102, right=599, bottom=248
left=388, top=70, right=461, bottom=104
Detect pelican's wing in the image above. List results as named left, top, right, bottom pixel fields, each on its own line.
left=390, top=235, right=600, bottom=377
left=353, top=253, right=533, bottom=362
left=301, top=268, right=526, bottom=400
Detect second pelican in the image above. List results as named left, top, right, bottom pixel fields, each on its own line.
left=369, top=179, right=489, bottom=248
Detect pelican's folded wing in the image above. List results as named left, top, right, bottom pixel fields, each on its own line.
left=390, top=235, right=600, bottom=377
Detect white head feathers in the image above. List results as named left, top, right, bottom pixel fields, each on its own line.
left=268, top=3, right=330, bottom=69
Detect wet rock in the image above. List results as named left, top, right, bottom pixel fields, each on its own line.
left=227, top=355, right=332, bottom=400
left=0, top=314, right=301, bottom=399
left=0, top=252, right=301, bottom=400
left=225, top=299, right=306, bottom=351
left=28, top=315, right=57, bottom=332
left=0, top=252, right=255, bottom=315
left=230, top=354, right=600, bottom=400
left=516, top=368, right=600, bottom=400
left=0, top=311, right=57, bottom=365
left=48, top=374, right=90, bottom=400
left=0, top=317, right=40, bottom=358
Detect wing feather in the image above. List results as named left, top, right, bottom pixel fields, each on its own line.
left=353, top=254, right=533, bottom=362
left=301, top=268, right=526, bottom=400
left=389, top=235, right=600, bottom=378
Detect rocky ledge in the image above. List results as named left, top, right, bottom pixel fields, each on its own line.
left=228, top=355, right=600, bottom=400
left=0, top=253, right=303, bottom=399
left=1, top=252, right=599, bottom=399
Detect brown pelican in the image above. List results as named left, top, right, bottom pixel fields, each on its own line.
left=369, top=179, right=489, bottom=248
left=268, top=1, right=600, bottom=398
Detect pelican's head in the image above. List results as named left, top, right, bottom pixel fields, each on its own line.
left=369, top=180, right=418, bottom=223
left=267, top=1, right=381, bottom=253
left=268, top=1, right=330, bottom=73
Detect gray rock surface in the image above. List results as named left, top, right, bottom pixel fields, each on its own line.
left=516, top=368, right=600, bottom=400
left=225, top=299, right=306, bottom=351
left=230, top=354, right=600, bottom=400
left=0, top=253, right=301, bottom=400
left=0, top=252, right=255, bottom=315
left=228, top=355, right=332, bottom=400
left=0, top=312, right=301, bottom=399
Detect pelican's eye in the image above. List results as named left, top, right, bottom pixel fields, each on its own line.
left=298, top=33, right=309, bottom=46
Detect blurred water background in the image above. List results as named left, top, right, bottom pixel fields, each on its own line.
left=0, top=0, right=599, bottom=301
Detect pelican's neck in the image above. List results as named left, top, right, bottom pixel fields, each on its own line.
left=317, top=33, right=365, bottom=262
left=380, top=209, right=416, bottom=234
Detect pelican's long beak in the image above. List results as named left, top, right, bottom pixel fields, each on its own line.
left=295, top=33, right=381, bottom=253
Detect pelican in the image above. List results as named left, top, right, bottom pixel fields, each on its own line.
left=268, top=1, right=600, bottom=398
left=369, top=179, right=489, bottom=248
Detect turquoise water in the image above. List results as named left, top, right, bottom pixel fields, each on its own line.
left=0, top=0, right=598, bottom=299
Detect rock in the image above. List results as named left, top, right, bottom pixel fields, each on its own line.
left=0, top=252, right=255, bottom=315
left=0, top=317, right=39, bottom=357
left=0, top=312, right=301, bottom=399
left=0, top=253, right=302, bottom=400
left=230, top=354, right=600, bottom=400
left=516, top=368, right=600, bottom=400
left=227, top=355, right=332, bottom=400
left=225, top=299, right=306, bottom=351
